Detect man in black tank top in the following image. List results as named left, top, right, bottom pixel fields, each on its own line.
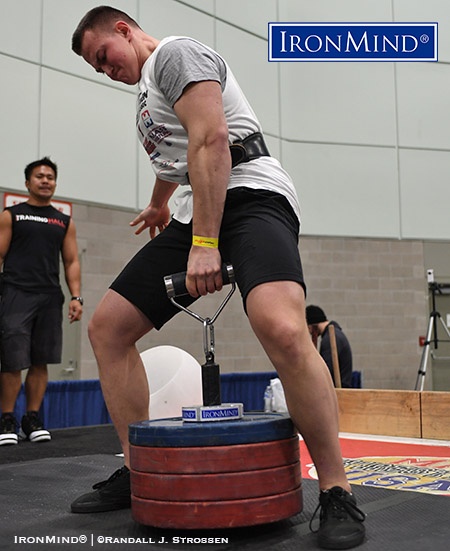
left=0, top=157, right=83, bottom=445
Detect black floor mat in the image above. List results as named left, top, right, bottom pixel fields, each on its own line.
left=1, top=446, right=449, bottom=551
left=0, top=424, right=120, bottom=464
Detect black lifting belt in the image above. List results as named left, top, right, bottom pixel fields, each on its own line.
left=185, top=132, right=270, bottom=183
left=229, top=132, right=270, bottom=168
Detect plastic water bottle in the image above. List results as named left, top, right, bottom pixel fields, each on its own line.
left=263, top=385, right=273, bottom=412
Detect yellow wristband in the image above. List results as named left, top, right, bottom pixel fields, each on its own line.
left=192, top=235, right=219, bottom=248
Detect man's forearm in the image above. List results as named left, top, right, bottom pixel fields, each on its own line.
left=64, top=260, right=81, bottom=297
left=150, top=178, right=179, bottom=208
left=188, top=138, right=231, bottom=239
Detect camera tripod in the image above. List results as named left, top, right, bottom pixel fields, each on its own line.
left=415, top=282, right=450, bottom=391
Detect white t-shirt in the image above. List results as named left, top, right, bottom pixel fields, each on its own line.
left=136, top=36, right=301, bottom=225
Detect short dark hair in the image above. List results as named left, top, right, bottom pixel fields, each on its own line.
left=72, top=5, right=140, bottom=55
left=24, top=157, right=58, bottom=181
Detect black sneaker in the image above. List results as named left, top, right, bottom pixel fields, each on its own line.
left=0, top=413, right=19, bottom=446
left=71, top=466, right=131, bottom=513
left=20, top=411, right=51, bottom=442
left=310, top=486, right=366, bottom=549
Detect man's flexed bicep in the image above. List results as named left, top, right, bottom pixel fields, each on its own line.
left=174, top=80, right=231, bottom=231
left=173, top=80, right=231, bottom=297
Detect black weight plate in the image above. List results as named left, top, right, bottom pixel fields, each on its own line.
left=129, top=413, right=296, bottom=447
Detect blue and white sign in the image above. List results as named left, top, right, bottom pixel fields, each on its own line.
left=268, top=23, right=438, bottom=62
left=182, top=403, right=244, bottom=422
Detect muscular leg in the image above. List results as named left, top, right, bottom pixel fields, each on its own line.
left=24, top=365, right=48, bottom=412
left=246, top=280, right=350, bottom=491
left=88, top=289, right=154, bottom=467
left=0, top=371, right=22, bottom=413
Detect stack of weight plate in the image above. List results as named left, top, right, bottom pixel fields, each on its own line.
left=129, top=413, right=302, bottom=529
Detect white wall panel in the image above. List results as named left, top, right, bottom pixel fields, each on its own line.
left=396, top=62, right=450, bottom=150
left=280, top=62, right=397, bottom=146
left=216, top=0, right=276, bottom=38
left=176, top=0, right=215, bottom=16
left=42, top=0, right=137, bottom=91
left=0, top=0, right=41, bottom=62
left=139, top=0, right=215, bottom=46
left=2, top=0, right=450, bottom=243
left=393, top=0, right=450, bottom=63
left=216, top=22, right=280, bottom=136
left=278, top=0, right=393, bottom=22
left=399, top=148, right=450, bottom=239
left=264, top=135, right=281, bottom=162
left=0, top=55, right=40, bottom=190
left=282, top=141, right=400, bottom=238
left=39, top=68, right=137, bottom=208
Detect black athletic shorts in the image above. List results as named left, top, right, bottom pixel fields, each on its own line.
left=0, top=285, right=64, bottom=372
left=111, top=187, right=305, bottom=329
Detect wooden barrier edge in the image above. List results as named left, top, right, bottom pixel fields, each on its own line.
left=420, top=391, right=450, bottom=440
left=336, top=389, right=422, bottom=439
left=336, top=389, right=450, bottom=440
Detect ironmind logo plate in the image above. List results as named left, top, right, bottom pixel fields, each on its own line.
left=268, top=23, right=438, bottom=62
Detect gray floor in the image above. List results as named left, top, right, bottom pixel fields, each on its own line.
left=1, top=448, right=449, bottom=551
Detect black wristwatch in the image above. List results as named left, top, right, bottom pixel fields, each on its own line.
left=71, top=296, right=84, bottom=305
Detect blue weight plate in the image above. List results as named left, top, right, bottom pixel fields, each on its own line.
left=129, top=413, right=296, bottom=447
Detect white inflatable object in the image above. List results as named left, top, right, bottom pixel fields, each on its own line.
left=140, top=345, right=203, bottom=420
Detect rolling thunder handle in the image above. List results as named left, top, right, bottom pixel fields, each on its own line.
left=164, top=264, right=236, bottom=407
left=164, top=263, right=235, bottom=299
